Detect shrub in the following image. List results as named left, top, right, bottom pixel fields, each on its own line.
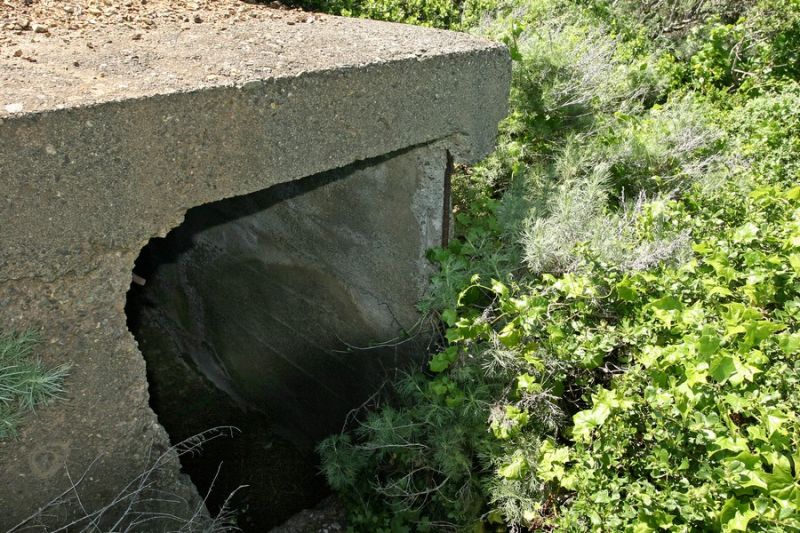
left=284, top=0, right=498, bottom=29
left=541, top=180, right=800, bottom=532
left=314, top=0, right=800, bottom=530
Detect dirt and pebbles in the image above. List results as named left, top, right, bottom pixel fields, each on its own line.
left=0, top=0, right=313, bottom=48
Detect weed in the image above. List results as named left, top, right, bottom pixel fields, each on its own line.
left=0, top=330, right=68, bottom=439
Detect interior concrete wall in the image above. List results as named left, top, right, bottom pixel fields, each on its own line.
left=132, top=143, right=447, bottom=447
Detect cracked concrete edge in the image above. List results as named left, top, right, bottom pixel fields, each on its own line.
left=0, top=138, right=463, bottom=530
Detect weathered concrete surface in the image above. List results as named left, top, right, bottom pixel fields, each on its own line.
left=0, top=6, right=509, bottom=529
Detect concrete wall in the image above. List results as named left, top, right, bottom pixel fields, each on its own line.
left=0, top=10, right=509, bottom=529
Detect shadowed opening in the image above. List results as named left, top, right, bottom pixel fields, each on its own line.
left=125, top=153, right=425, bottom=530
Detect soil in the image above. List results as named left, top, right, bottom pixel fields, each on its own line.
left=0, top=0, right=311, bottom=49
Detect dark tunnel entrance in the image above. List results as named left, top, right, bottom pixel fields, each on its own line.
left=124, top=147, right=443, bottom=530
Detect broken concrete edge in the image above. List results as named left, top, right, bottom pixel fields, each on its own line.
left=0, top=138, right=461, bottom=530
left=0, top=46, right=511, bottom=283
left=3, top=420, right=212, bottom=532
left=130, top=141, right=453, bottom=524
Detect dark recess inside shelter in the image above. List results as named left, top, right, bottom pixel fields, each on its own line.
left=125, top=158, right=423, bottom=530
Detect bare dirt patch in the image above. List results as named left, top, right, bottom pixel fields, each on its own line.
left=0, top=0, right=312, bottom=48
left=0, top=0, right=312, bottom=39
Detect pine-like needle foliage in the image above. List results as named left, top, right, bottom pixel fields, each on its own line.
left=0, top=330, right=69, bottom=439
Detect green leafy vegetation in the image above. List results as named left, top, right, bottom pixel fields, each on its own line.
left=285, top=0, right=490, bottom=29
left=311, top=0, right=800, bottom=530
left=0, top=330, right=68, bottom=439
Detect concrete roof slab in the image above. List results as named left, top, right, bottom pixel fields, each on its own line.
left=1, top=9, right=506, bottom=118
left=0, top=10, right=510, bottom=282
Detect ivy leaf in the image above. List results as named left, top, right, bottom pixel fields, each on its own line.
left=441, top=308, right=457, bottom=327
left=763, top=456, right=799, bottom=505
left=499, top=453, right=528, bottom=479
left=779, top=333, right=800, bottom=355
left=788, top=254, right=800, bottom=275
left=651, top=295, right=684, bottom=311
left=719, top=498, right=758, bottom=532
left=429, top=346, right=458, bottom=373
left=785, top=186, right=800, bottom=200
left=764, top=410, right=789, bottom=438
left=710, top=355, right=736, bottom=383
left=698, top=334, right=722, bottom=357
left=742, top=320, right=784, bottom=348
left=499, top=321, right=521, bottom=348
left=445, top=328, right=462, bottom=344
left=572, top=396, right=614, bottom=442
left=581, top=349, right=605, bottom=369
left=616, top=278, right=639, bottom=302
left=516, top=373, right=538, bottom=393
left=554, top=273, right=595, bottom=299
left=491, top=279, right=509, bottom=298
left=537, top=440, right=570, bottom=483
left=732, top=222, right=760, bottom=244
left=492, top=406, right=530, bottom=440
left=710, top=435, right=749, bottom=455
left=722, top=303, right=762, bottom=327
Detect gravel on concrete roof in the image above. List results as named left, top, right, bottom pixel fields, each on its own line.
left=1, top=0, right=299, bottom=37
left=0, top=0, right=501, bottom=118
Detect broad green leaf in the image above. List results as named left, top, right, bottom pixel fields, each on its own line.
left=711, top=436, right=749, bottom=455
left=698, top=334, right=722, bottom=357
left=764, top=459, right=798, bottom=505
left=491, top=278, right=509, bottom=297
left=492, top=406, right=529, bottom=440
left=572, top=405, right=611, bottom=442
left=789, top=254, right=800, bottom=275
left=742, top=320, right=784, bottom=348
left=710, top=355, right=736, bottom=383
left=516, top=373, right=538, bottom=393
left=722, top=303, right=762, bottom=327
left=728, top=509, right=758, bottom=531
left=445, top=327, right=464, bottom=343
left=616, top=278, right=639, bottom=302
left=720, top=498, right=757, bottom=532
left=498, top=321, right=521, bottom=348
left=765, top=410, right=789, bottom=438
left=428, top=346, right=458, bottom=373
left=651, top=295, right=684, bottom=311
left=580, top=349, right=604, bottom=369
left=537, top=440, right=570, bottom=482
left=778, top=333, right=800, bottom=354
left=441, top=308, right=457, bottom=326
left=732, top=222, right=760, bottom=244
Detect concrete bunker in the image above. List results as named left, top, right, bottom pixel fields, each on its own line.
left=125, top=146, right=448, bottom=529
left=0, top=8, right=510, bottom=529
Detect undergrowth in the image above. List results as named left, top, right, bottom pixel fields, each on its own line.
left=310, top=0, right=800, bottom=531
